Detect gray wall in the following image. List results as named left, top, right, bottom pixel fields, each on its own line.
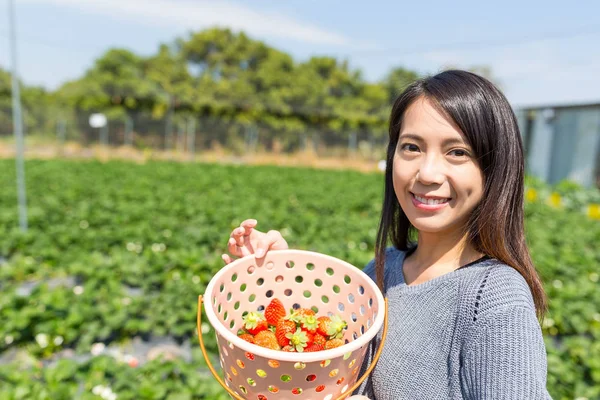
left=518, top=105, right=600, bottom=188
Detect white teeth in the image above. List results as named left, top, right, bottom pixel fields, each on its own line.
left=414, top=195, right=449, bottom=205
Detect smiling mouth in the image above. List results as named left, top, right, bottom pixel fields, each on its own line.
left=411, top=193, right=451, bottom=205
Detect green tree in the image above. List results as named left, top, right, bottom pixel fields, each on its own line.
left=3, top=27, right=425, bottom=153
left=0, top=67, right=53, bottom=138
left=383, top=67, right=419, bottom=104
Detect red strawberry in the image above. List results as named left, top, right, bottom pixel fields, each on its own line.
left=248, top=320, right=268, bottom=335
left=289, top=308, right=315, bottom=324
left=243, top=312, right=268, bottom=335
left=265, top=298, right=286, bottom=326
left=275, top=319, right=296, bottom=348
left=286, top=328, right=311, bottom=352
left=320, top=314, right=347, bottom=339
left=303, top=331, right=315, bottom=346
left=301, top=314, right=319, bottom=334
left=325, top=338, right=344, bottom=350
left=304, top=343, right=324, bottom=352
left=317, top=316, right=331, bottom=337
left=238, top=333, right=255, bottom=344
left=297, top=308, right=316, bottom=318
left=313, top=333, right=326, bottom=346
left=254, top=330, right=280, bottom=350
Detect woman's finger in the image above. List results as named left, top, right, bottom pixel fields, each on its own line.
left=228, top=237, right=241, bottom=256
left=255, top=230, right=282, bottom=259
left=233, top=227, right=245, bottom=247
left=221, top=253, right=233, bottom=264
left=240, top=219, right=257, bottom=236
left=230, top=226, right=248, bottom=247
left=267, top=230, right=287, bottom=250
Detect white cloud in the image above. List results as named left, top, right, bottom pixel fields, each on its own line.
left=417, top=39, right=600, bottom=107
left=21, top=0, right=352, bottom=46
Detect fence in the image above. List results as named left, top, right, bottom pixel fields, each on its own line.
left=0, top=105, right=389, bottom=161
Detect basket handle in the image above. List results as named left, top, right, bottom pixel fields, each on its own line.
left=197, top=295, right=245, bottom=400
left=197, top=295, right=389, bottom=400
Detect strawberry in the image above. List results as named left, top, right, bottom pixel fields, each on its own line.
left=304, top=331, right=315, bottom=346
left=288, top=308, right=315, bottom=324
left=286, top=327, right=310, bottom=352
left=238, top=333, right=255, bottom=344
left=304, top=343, right=324, bottom=352
left=325, top=314, right=347, bottom=339
left=325, top=338, right=344, bottom=350
left=298, top=308, right=316, bottom=318
left=242, top=312, right=268, bottom=335
left=254, top=330, right=280, bottom=350
left=239, top=304, right=347, bottom=353
left=300, top=314, right=319, bottom=334
left=313, top=333, right=326, bottom=346
left=275, top=318, right=296, bottom=348
left=317, top=316, right=332, bottom=337
left=265, top=298, right=286, bottom=326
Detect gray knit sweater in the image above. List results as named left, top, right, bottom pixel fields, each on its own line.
left=354, top=247, right=552, bottom=399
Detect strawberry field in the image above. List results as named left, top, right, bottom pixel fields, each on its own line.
left=0, top=159, right=599, bottom=400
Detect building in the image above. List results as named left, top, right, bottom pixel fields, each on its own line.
left=515, top=102, right=600, bottom=188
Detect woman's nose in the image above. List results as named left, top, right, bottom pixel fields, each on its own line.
left=417, top=155, right=445, bottom=185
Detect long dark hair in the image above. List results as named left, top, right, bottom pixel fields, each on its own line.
left=374, top=70, right=547, bottom=319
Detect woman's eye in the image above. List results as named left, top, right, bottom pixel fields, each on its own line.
left=449, top=149, right=469, bottom=157
left=401, top=143, right=420, bottom=152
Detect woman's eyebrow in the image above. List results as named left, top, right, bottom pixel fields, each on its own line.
left=399, top=133, right=468, bottom=147
left=442, top=137, right=468, bottom=147
left=398, top=133, right=423, bottom=142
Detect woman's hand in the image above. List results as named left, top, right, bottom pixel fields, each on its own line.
left=222, top=219, right=289, bottom=264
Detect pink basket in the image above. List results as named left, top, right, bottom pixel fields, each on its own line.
left=198, top=249, right=387, bottom=400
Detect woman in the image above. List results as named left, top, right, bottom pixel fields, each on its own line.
left=222, top=70, right=552, bottom=399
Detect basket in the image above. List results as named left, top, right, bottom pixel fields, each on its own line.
left=197, top=249, right=388, bottom=400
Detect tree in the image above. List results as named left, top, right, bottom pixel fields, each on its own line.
left=0, top=66, right=53, bottom=138
left=0, top=68, right=12, bottom=136
left=57, top=49, right=161, bottom=144
left=383, top=67, right=419, bottom=105
left=4, top=27, right=423, bottom=154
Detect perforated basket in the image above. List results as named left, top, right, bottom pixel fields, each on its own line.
left=197, top=249, right=388, bottom=400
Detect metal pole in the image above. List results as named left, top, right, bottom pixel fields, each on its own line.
left=177, top=121, right=184, bottom=152
left=8, top=0, right=28, bottom=232
left=252, top=126, right=259, bottom=152
left=165, top=95, right=173, bottom=150
left=187, top=117, right=196, bottom=156
left=57, top=118, right=66, bottom=146
left=349, top=131, right=357, bottom=153
left=125, top=115, right=133, bottom=146
left=100, top=125, right=108, bottom=146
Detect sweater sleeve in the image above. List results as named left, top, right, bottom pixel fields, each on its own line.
left=459, top=304, right=551, bottom=399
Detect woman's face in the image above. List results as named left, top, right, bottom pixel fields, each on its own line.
left=393, top=97, right=484, bottom=236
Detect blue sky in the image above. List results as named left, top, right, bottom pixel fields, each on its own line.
left=1, top=0, right=599, bottom=107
